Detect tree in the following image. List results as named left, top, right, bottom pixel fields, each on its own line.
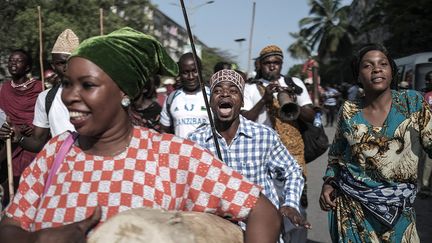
left=364, top=0, right=432, bottom=58
left=288, top=30, right=311, bottom=60
left=288, top=0, right=357, bottom=83
left=0, top=0, right=152, bottom=79
left=287, top=64, right=307, bottom=80
left=201, top=47, right=236, bottom=82
left=297, top=0, right=356, bottom=62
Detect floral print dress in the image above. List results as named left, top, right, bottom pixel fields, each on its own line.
left=325, top=90, right=432, bottom=243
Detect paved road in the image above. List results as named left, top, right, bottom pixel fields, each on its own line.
left=304, top=126, right=432, bottom=242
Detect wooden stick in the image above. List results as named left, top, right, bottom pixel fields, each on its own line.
left=100, top=8, right=104, bottom=35
left=37, top=6, right=45, bottom=90
left=179, top=0, right=223, bottom=160
left=246, top=2, right=256, bottom=76
left=312, top=66, right=319, bottom=106
left=6, top=138, right=14, bottom=200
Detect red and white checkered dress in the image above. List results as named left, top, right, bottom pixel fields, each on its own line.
left=5, top=126, right=261, bottom=231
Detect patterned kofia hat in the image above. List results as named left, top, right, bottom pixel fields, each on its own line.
left=51, top=29, right=80, bottom=54
left=210, top=69, right=245, bottom=95
left=259, top=44, right=283, bottom=60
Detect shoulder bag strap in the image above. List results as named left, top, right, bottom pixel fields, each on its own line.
left=43, top=132, right=78, bottom=196
left=165, top=89, right=179, bottom=132
left=45, top=83, right=61, bottom=116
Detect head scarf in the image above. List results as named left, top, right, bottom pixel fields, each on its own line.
left=210, top=69, right=245, bottom=96
left=71, top=27, right=179, bottom=98
left=51, top=29, right=80, bottom=54
left=259, top=44, right=283, bottom=61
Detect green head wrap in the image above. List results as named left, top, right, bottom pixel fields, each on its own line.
left=71, top=27, right=178, bottom=98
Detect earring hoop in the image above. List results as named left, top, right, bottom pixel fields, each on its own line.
left=121, top=96, right=131, bottom=107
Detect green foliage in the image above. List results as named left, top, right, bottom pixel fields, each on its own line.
left=289, top=0, right=357, bottom=83
left=201, top=47, right=236, bottom=82
left=298, top=0, right=356, bottom=61
left=288, top=31, right=311, bottom=60
left=364, top=0, right=432, bottom=58
left=0, top=0, right=151, bottom=78
left=287, top=64, right=307, bottom=80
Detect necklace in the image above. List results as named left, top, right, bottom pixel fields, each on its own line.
left=75, top=133, right=133, bottom=157
left=108, top=141, right=130, bottom=157
left=11, top=78, right=35, bottom=89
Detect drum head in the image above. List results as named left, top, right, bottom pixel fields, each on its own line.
left=88, top=208, right=243, bottom=243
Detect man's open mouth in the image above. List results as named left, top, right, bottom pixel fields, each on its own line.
left=218, top=101, right=233, bottom=116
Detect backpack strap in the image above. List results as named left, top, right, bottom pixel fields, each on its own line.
left=43, top=132, right=78, bottom=196
left=165, top=89, right=180, bottom=132
left=282, top=76, right=303, bottom=95
left=45, top=83, right=61, bottom=116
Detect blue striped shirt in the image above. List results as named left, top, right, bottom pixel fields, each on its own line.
left=188, top=115, right=303, bottom=211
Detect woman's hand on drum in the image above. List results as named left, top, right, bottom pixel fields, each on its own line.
left=34, top=206, right=101, bottom=243
left=319, top=182, right=336, bottom=211
left=279, top=206, right=311, bottom=229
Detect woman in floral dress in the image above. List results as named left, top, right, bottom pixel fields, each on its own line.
left=319, top=43, right=432, bottom=242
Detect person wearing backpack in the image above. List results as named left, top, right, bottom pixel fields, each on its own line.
left=241, top=45, right=317, bottom=243
left=12, top=29, right=78, bottom=153
left=159, top=53, right=210, bottom=138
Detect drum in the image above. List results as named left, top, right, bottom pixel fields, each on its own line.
left=88, top=208, right=243, bottom=243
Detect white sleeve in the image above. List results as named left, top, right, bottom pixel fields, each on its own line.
left=292, top=77, right=313, bottom=107
left=242, top=83, right=261, bottom=110
left=159, top=93, right=172, bottom=127
left=32, top=91, right=50, bottom=128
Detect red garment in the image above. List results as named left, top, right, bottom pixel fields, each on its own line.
left=5, top=126, right=260, bottom=231
left=0, top=79, right=42, bottom=176
left=302, top=58, right=318, bottom=79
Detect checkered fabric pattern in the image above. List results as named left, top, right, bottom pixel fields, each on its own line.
left=5, top=126, right=260, bottom=231
left=188, top=116, right=303, bottom=210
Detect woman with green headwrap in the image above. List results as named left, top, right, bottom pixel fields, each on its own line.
left=0, top=28, right=281, bottom=243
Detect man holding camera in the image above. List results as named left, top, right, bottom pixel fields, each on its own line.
left=241, top=45, right=315, bottom=243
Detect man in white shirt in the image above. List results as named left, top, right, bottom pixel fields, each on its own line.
left=17, top=29, right=77, bottom=152
left=160, top=53, right=209, bottom=138
left=241, top=45, right=315, bottom=243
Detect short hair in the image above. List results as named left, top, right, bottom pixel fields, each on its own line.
left=178, top=52, right=202, bottom=71
left=213, top=61, right=232, bottom=73
left=351, top=43, right=398, bottom=87
left=10, top=49, right=33, bottom=70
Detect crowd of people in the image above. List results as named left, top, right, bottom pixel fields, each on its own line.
left=0, top=26, right=430, bottom=243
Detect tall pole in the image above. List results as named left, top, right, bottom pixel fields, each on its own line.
left=247, top=2, right=256, bottom=76
left=179, top=0, right=223, bottom=161
left=234, top=38, right=246, bottom=64
left=100, top=8, right=104, bottom=35
left=37, top=6, right=45, bottom=90
left=312, top=66, right=319, bottom=106
left=6, top=138, right=13, bottom=201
